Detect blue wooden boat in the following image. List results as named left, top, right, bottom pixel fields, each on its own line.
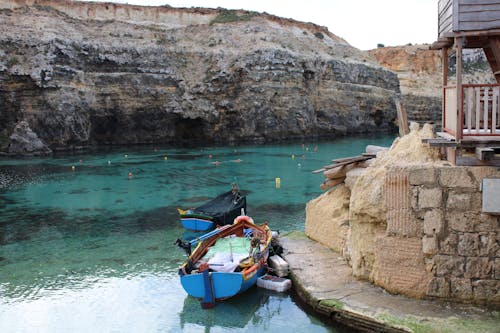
left=177, top=212, right=216, bottom=232
left=178, top=187, right=246, bottom=232
left=178, top=216, right=271, bottom=308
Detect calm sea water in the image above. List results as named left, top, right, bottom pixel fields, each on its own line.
left=0, top=135, right=394, bottom=333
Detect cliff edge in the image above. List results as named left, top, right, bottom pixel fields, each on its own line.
left=0, top=0, right=399, bottom=153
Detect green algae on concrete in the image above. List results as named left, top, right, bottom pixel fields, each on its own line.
left=279, top=234, right=500, bottom=333
left=319, top=299, right=345, bottom=310
left=376, top=312, right=500, bottom=333
left=281, top=230, right=309, bottom=240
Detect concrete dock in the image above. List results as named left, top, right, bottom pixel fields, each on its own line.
left=279, top=232, right=500, bottom=333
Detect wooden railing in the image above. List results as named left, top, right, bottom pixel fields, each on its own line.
left=443, top=84, right=500, bottom=139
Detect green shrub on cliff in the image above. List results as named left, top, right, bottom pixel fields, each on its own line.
left=314, top=32, right=324, bottom=39
left=210, top=9, right=257, bottom=25
left=5, top=56, right=19, bottom=68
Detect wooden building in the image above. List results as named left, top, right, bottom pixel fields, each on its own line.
left=430, top=0, right=500, bottom=165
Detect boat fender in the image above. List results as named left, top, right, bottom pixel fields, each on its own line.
left=234, top=215, right=254, bottom=224
left=242, top=263, right=258, bottom=276
left=198, top=262, right=209, bottom=272
left=239, top=256, right=254, bottom=268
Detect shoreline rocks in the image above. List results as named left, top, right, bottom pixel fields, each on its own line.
left=7, top=121, right=52, bottom=156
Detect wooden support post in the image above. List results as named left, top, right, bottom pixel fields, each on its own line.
left=394, top=97, right=409, bottom=136
left=488, top=37, right=500, bottom=83
left=446, top=147, right=457, bottom=165
left=442, top=47, right=448, bottom=131
left=456, top=37, right=463, bottom=141
left=442, top=47, right=448, bottom=87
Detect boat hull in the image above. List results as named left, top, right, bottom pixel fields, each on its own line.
left=180, top=265, right=266, bottom=300
left=180, top=218, right=214, bottom=232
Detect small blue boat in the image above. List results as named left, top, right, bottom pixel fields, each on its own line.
left=177, top=213, right=216, bottom=232
left=178, top=186, right=247, bottom=232
left=177, top=216, right=271, bottom=308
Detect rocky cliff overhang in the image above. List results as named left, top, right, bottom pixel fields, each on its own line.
left=0, top=0, right=399, bottom=153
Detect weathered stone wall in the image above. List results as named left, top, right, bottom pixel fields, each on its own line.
left=306, top=124, right=500, bottom=304
left=408, top=166, right=500, bottom=303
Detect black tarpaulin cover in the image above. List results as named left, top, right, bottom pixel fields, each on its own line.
left=193, top=190, right=246, bottom=226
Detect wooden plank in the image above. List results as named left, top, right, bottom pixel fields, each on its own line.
left=446, top=147, right=457, bottom=165
left=458, top=20, right=500, bottom=31
left=493, top=87, right=499, bottom=132
left=365, top=145, right=389, bottom=154
left=426, top=138, right=459, bottom=147
left=467, top=86, right=473, bottom=132
left=394, top=98, right=409, bottom=136
left=437, top=131, right=457, bottom=140
left=456, top=36, right=463, bottom=140
left=439, top=0, right=454, bottom=36
left=456, top=156, right=500, bottom=166
left=475, top=87, right=481, bottom=134
left=325, top=156, right=372, bottom=169
left=442, top=47, right=449, bottom=87
left=331, top=156, right=363, bottom=163
left=460, top=0, right=500, bottom=6
left=320, top=177, right=345, bottom=191
left=438, top=0, right=453, bottom=13
left=459, top=4, right=500, bottom=13
left=483, top=86, right=490, bottom=132
left=459, top=10, right=500, bottom=22
left=324, top=163, right=357, bottom=180
left=453, top=0, right=460, bottom=31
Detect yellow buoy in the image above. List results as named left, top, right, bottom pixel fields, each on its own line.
left=275, top=177, right=281, bottom=188
left=71, top=165, right=75, bottom=171
left=291, top=154, right=295, bottom=159
left=164, top=156, right=168, bottom=160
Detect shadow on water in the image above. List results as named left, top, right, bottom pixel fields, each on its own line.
left=180, top=287, right=269, bottom=330
left=0, top=205, right=180, bottom=246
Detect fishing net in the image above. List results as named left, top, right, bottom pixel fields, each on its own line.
left=193, top=190, right=247, bottom=226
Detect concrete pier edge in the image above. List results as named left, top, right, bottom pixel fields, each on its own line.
left=278, top=231, right=500, bottom=333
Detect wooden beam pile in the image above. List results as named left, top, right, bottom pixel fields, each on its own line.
left=313, top=145, right=388, bottom=191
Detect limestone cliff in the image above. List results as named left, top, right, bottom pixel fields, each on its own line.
left=369, top=45, right=495, bottom=126
left=0, top=0, right=399, bottom=153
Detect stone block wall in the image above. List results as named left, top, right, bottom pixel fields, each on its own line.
left=406, top=166, right=499, bottom=303
left=305, top=144, right=499, bottom=303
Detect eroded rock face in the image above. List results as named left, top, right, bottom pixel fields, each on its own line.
left=8, top=121, right=52, bottom=155
left=305, top=184, right=350, bottom=254
left=369, top=45, right=495, bottom=126
left=0, top=1, right=399, bottom=153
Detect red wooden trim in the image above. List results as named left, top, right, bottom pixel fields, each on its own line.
left=463, top=133, right=500, bottom=136
left=462, top=84, right=500, bottom=88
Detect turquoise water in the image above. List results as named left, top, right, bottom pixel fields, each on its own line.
left=0, top=135, right=394, bottom=332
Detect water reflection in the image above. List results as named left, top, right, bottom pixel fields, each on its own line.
left=180, top=289, right=268, bottom=331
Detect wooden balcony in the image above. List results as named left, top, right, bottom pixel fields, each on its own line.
left=442, top=83, right=500, bottom=142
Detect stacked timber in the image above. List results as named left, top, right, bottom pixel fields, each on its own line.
left=313, top=145, right=389, bottom=190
